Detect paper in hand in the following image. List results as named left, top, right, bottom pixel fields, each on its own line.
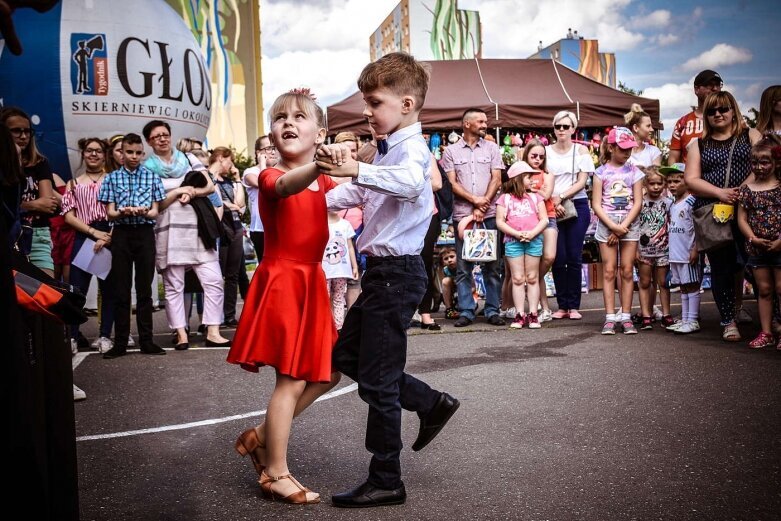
left=72, top=238, right=113, bottom=280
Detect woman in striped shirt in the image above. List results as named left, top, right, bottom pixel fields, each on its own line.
left=62, top=137, right=116, bottom=353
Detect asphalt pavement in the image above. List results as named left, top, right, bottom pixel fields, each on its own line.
left=73, top=290, right=781, bottom=520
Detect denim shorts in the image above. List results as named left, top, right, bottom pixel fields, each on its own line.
left=505, top=236, right=543, bottom=258
left=546, top=217, right=558, bottom=230
left=30, top=227, right=54, bottom=271
left=595, top=213, right=640, bottom=243
left=747, top=251, right=781, bottom=268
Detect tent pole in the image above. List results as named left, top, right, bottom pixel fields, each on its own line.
left=496, top=127, right=500, bottom=142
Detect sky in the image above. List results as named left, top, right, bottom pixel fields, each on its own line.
left=259, top=0, right=780, bottom=139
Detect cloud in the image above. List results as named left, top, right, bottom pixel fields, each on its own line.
left=652, top=33, right=679, bottom=47
left=628, top=9, right=671, bottom=29
left=642, top=81, right=695, bottom=139
left=474, top=0, right=642, bottom=57
left=261, top=49, right=369, bottom=119
left=261, top=0, right=398, bottom=57
left=681, top=43, right=752, bottom=71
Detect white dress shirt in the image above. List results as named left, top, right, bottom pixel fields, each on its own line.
left=326, top=122, right=433, bottom=257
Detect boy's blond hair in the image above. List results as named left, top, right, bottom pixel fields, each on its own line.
left=358, top=52, right=431, bottom=109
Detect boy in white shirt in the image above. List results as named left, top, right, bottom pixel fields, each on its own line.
left=318, top=52, right=459, bottom=508
left=662, top=163, right=701, bottom=334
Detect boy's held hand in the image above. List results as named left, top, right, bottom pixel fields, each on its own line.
left=316, top=143, right=352, bottom=166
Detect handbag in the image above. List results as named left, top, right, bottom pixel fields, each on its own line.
left=556, top=146, right=579, bottom=223
left=581, top=233, right=601, bottom=264
left=462, top=221, right=498, bottom=262
left=12, top=250, right=87, bottom=324
left=692, top=137, right=738, bottom=253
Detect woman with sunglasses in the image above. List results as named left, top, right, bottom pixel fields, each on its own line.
left=0, top=106, right=59, bottom=275
left=685, top=91, right=761, bottom=342
left=545, top=110, right=596, bottom=320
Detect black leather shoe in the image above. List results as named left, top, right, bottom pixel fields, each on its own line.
left=221, top=319, right=238, bottom=328
left=412, top=392, right=460, bottom=451
left=205, top=338, right=231, bottom=347
left=174, top=342, right=190, bottom=351
left=140, top=343, right=166, bottom=355
left=332, top=481, right=406, bottom=508
left=453, top=316, right=472, bottom=327
left=102, top=346, right=127, bottom=359
left=487, top=314, right=506, bottom=326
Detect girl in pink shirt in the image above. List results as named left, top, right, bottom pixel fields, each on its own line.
left=496, top=161, right=548, bottom=329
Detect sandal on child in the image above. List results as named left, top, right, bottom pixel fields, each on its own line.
left=748, top=332, right=774, bottom=349
left=235, top=427, right=266, bottom=476
left=722, top=323, right=741, bottom=342
left=259, top=471, right=320, bottom=504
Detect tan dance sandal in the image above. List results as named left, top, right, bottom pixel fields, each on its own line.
left=259, top=471, right=320, bottom=504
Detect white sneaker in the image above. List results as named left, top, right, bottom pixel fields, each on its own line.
left=73, top=384, right=86, bottom=401
left=736, top=307, right=753, bottom=324
left=539, top=309, right=553, bottom=322
left=666, top=319, right=684, bottom=332
left=70, top=339, right=78, bottom=356
left=127, top=336, right=136, bottom=347
left=652, top=305, right=664, bottom=321
left=675, top=320, right=700, bottom=334
left=500, top=307, right=517, bottom=319
left=95, top=336, right=113, bottom=353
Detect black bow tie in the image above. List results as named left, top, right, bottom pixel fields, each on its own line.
left=377, top=139, right=388, bottom=156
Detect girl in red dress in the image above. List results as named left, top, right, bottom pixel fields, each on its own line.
left=227, top=90, right=342, bottom=504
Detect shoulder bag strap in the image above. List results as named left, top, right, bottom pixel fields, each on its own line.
left=722, top=135, right=739, bottom=189
left=571, top=145, right=577, bottom=186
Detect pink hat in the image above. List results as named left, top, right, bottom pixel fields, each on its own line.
left=506, top=160, right=539, bottom=179
left=607, top=127, right=638, bottom=149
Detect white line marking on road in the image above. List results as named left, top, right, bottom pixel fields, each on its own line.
left=76, top=383, right=358, bottom=442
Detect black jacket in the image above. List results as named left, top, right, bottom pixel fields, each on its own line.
left=181, top=171, right=223, bottom=250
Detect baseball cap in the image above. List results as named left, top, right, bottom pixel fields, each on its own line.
left=694, top=70, right=723, bottom=87
left=607, top=127, right=638, bottom=149
left=506, top=160, right=539, bottom=179
left=659, top=163, right=686, bottom=175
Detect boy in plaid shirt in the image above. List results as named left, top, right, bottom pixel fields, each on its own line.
left=98, top=133, right=166, bottom=358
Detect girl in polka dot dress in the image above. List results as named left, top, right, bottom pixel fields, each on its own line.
left=737, top=135, right=781, bottom=349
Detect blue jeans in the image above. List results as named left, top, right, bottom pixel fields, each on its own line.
left=454, top=217, right=502, bottom=320
left=552, top=198, right=590, bottom=310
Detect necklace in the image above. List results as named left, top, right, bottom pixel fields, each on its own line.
left=85, top=170, right=103, bottom=183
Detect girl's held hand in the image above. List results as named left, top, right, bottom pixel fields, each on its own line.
left=93, top=238, right=107, bottom=252
left=688, top=249, right=699, bottom=264
left=606, top=233, right=619, bottom=246
left=752, top=237, right=773, bottom=251
left=554, top=204, right=566, bottom=218
left=352, top=268, right=360, bottom=280
left=611, top=223, right=628, bottom=236
left=767, top=238, right=781, bottom=253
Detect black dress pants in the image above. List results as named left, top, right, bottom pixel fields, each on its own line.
left=111, top=225, right=156, bottom=348
left=332, top=254, right=440, bottom=489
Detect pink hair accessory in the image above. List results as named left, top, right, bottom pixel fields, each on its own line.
left=289, top=87, right=317, bottom=101
left=772, top=146, right=781, bottom=160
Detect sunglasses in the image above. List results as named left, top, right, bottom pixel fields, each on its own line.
left=705, top=106, right=731, bottom=117
left=8, top=127, right=33, bottom=137
left=528, top=153, right=545, bottom=159
left=554, top=124, right=572, bottom=131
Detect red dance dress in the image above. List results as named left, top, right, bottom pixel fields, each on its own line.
left=227, top=169, right=338, bottom=382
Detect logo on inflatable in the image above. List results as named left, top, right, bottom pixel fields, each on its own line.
left=71, top=33, right=107, bottom=95
left=0, top=0, right=212, bottom=179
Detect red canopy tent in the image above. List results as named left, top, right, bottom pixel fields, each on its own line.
left=326, top=58, right=661, bottom=136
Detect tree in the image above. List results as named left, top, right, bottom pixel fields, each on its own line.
left=744, top=107, right=759, bottom=128
left=617, top=81, right=644, bottom=96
